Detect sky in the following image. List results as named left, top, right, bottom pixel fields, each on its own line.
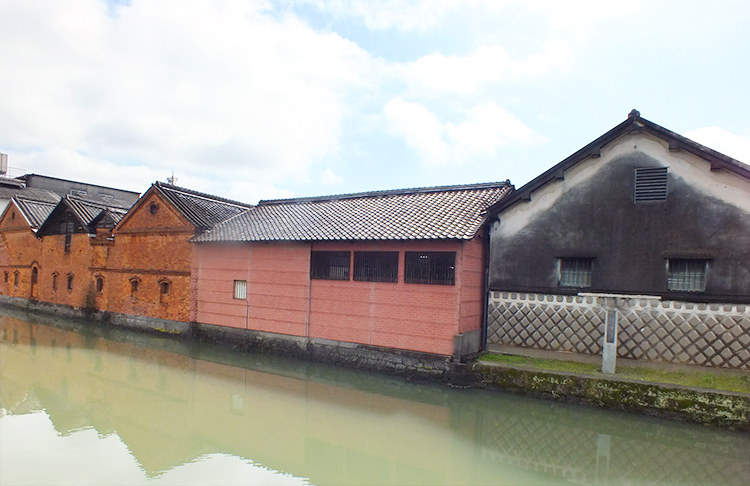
left=1, top=0, right=749, bottom=204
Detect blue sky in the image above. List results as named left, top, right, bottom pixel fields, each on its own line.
left=1, top=0, right=749, bottom=203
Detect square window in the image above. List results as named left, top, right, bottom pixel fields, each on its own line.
left=668, top=259, right=706, bottom=292
left=234, top=280, right=247, bottom=299
left=404, top=252, right=455, bottom=285
left=353, top=252, right=398, bottom=283
left=559, top=257, right=593, bottom=288
left=310, top=251, right=350, bottom=280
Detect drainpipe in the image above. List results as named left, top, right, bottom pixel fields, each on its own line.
left=480, top=223, right=492, bottom=352
left=305, top=241, right=312, bottom=341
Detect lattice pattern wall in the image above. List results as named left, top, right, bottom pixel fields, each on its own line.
left=487, top=291, right=750, bottom=370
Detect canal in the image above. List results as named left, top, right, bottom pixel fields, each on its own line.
left=1, top=309, right=748, bottom=486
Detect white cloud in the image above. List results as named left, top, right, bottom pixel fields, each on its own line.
left=383, top=98, right=541, bottom=166
left=295, top=0, right=641, bottom=33
left=685, top=127, right=750, bottom=164
left=398, top=43, right=572, bottom=95
left=320, top=169, right=345, bottom=185
left=0, top=0, right=371, bottom=200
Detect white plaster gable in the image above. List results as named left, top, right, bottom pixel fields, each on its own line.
left=495, top=130, right=750, bottom=238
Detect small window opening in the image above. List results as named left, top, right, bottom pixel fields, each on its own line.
left=4, top=272, right=9, bottom=283
left=234, top=280, right=247, bottom=299
left=31, top=267, right=38, bottom=285
left=95, top=277, right=104, bottom=293
left=667, top=259, right=707, bottom=292
left=404, top=252, right=455, bottom=285
left=13, top=271, right=19, bottom=289
left=634, top=167, right=668, bottom=202
left=159, top=280, right=170, bottom=303
left=64, top=234, right=72, bottom=253
left=67, top=274, right=74, bottom=291
left=559, top=257, right=593, bottom=288
left=353, top=251, right=399, bottom=283
left=52, top=273, right=58, bottom=292
left=150, top=202, right=159, bottom=215
left=10, top=212, right=14, bottom=221
left=130, top=279, right=139, bottom=294
left=310, top=251, right=350, bottom=280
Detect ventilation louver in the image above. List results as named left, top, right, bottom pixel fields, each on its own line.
left=634, top=167, right=668, bottom=202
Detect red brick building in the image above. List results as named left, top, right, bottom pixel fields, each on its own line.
left=0, top=191, right=60, bottom=299
left=35, top=195, right=133, bottom=310
left=98, top=182, right=252, bottom=322
left=191, top=182, right=512, bottom=358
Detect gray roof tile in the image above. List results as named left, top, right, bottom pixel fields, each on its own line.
left=154, top=182, right=253, bottom=232
left=193, top=181, right=512, bottom=243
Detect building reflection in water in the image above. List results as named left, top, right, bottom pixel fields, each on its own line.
left=1, top=311, right=748, bottom=486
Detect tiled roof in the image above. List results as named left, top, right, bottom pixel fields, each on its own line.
left=0, top=187, right=61, bottom=203
left=65, top=195, right=133, bottom=227
left=154, top=182, right=253, bottom=232
left=193, top=182, right=512, bottom=243
left=13, top=197, right=58, bottom=229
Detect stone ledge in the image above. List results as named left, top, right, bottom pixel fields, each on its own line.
left=471, top=361, right=750, bottom=430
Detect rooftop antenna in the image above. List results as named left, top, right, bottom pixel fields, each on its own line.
left=166, top=171, right=177, bottom=185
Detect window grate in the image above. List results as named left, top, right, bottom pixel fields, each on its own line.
left=634, top=167, right=668, bottom=202
left=234, top=280, right=247, bottom=299
left=353, top=252, right=398, bottom=283
left=668, top=259, right=706, bottom=292
left=404, top=252, right=455, bottom=285
left=310, top=251, right=350, bottom=280
left=559, top=257, right=593, bottom=287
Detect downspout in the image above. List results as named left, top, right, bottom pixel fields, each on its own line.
left=480, top=222, right=492, bottom=352
left=305, top=241, right=312, bottom=342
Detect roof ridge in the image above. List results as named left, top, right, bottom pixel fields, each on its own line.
left=258, top=180, right=513, bottom=206
left=155, top=181, right=253, bottom=208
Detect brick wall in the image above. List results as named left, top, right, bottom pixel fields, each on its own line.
left=192, top=242, right=310, bottom=334
left=192, top=238, right=484, bottom=356
left=99, top=190, right=195, bottom=322
left=0, top=201, right=44, bottom=299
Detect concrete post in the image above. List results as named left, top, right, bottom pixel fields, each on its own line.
left=602, top=308, right=619, bottom=374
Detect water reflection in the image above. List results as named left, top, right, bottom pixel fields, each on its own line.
left=1, top=310, right=748, bottom=486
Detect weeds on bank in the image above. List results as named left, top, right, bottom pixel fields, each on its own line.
left=479, top=353, right=750, bottom=394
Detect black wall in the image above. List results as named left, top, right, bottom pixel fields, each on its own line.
left=489, top=152, right=750, bottom=303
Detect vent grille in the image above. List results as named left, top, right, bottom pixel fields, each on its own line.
left=634, top=167, right=668, bottom=202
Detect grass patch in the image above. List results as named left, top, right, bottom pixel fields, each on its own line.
left=478, top=353, right=750, bottom=393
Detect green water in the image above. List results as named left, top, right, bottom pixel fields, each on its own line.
left=0, top=309, right=748, bottom=486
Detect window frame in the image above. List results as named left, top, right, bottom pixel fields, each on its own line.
left=667, top=258, right=707, bottom=292
left=353, top=251, right=399, bottom=283
left=404, top=251, right=456, bottom=286
left=234, top=279, right=247, bottom=300
left=558, top=257, right=594, bottom=288
left=310, top=251, right=351, bottom=281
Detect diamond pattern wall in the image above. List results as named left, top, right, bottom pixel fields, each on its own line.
left=487, top=292, right=750, bottom=370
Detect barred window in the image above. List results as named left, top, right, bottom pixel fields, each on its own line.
left=668, top=259, right=706, bottom=292
left=353, top=252, right=398, bottom=283
left=310, top=251, right=350, bottom=280
left=404, top=252, right=455, bottom=285
left=559, top=257, right=593, bottom=288
left=234, top=280, right=247, bottom=299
